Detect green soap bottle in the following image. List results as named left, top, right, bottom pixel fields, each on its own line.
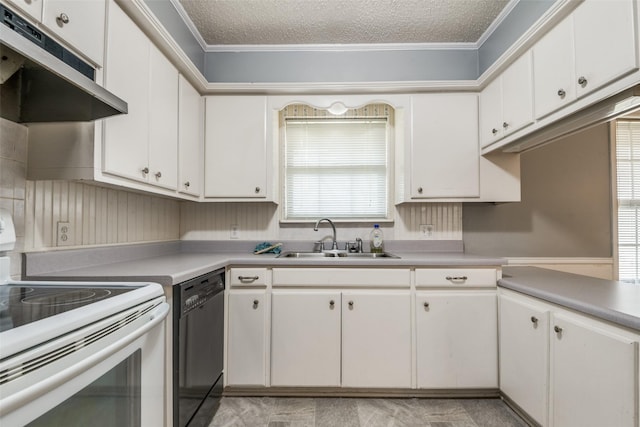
left=370, top=224, right=384, bottom=253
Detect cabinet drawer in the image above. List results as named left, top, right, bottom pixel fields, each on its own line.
left=229, top=268, right=269, bottom=287
left=272, top=268, right=410, bottom=287
left=415, top=268, right=497, bottom=287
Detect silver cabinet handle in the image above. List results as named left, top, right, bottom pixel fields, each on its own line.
left=446, top=276, right=468, bottom=281
left=417, top=187, right=423, bottom=194
left=557, top=89, right=566, bottom=97
left=184, top=181, right=190, bottom=188
left=255, top=186, right=261, bottom=193
left=502, top=122, right=509, bottom=129
left=530, top=316, right=538, bottom=324
left=252, top=299, right=259, bottom=309
left=492, top=128, right=498, bottom=135
left=155, top=171, right=162, bottom=179
left=554, top=325, right=563, bottom=334
left=578, top=76, right=587, bottom=87
left=57, top=13, right=70, bottom=25
left=423, top=301, right=430, bottom=309
left=348, top=301, right=354, bottom=309
left=238, top=275, right=259, bottom=281
left=329, top=300, right=335, bottom=308
left=141, top=167, right=149, bottom=174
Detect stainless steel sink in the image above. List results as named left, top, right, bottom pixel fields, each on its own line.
left=277, top=251, right=400, bottom=259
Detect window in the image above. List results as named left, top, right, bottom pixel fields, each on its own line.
left=282, top=104, right=392, bottom=221
left=616, top=120, right=640, bottom=283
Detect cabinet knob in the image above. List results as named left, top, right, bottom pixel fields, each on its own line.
left=141, top=167, right=149, bottom=175
left=557, top=89, right=566, bottom=97
left=423, top=301, right=430, bottom=309
left=554, top=325, right=563, bottom=334
left=417, top=187, right=423, bottom=194
left=530, top=316, right=538, bottom=325
left=184, top=181, right=190, bottom=188
left=492, top=128, right=498, bottom=135
left=155, top=171, right=162, bottom=179
left=255, top=186, right=261, bottom=194
left=348, top=301, right=354, bottom=309
left=252, top=299, right=259, bottom=309
left=57, top=13, right=70, bottom=25
left=502, top=122, right=509, bottom=129
left=329, top=300, right=335, bottom=308
left=578, top=76, right=588, bottom=87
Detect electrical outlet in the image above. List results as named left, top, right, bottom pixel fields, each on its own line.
left=230, top=224, right=239, bottom=239
left=57, top=222, right=73, bottom=246
left=419, top=224, right=434, bottom=239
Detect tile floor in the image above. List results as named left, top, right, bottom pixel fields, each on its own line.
left=209, top=397, right=529, bottom=427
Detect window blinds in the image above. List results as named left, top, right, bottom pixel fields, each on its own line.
left=284, top=119, right=388, bottom=220
left=616, top=120, right=640, bottom=283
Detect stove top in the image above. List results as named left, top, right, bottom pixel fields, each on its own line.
left=0, top=283, right=142, bottom=332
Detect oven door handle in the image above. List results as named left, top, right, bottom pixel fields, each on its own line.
left=0, top=302, right=170, bottom=417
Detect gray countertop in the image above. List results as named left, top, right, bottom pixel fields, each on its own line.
left=500, top=266, right=640, bottom=332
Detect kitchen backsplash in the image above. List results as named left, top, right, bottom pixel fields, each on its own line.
left=180, top=202, right=462, bottom=241
left=0, top=119, right=27, bottom=278
left=24, top=180, right=180, bottom=250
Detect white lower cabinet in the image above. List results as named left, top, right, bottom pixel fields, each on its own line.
left=342, top=291, right=412, bottom=388
left=270, top=290, right=341, bottom=387
left=499, top=290, right=639, bottom=427
left=227, top=290, right=267, bottom=386
left=499, top=293, right=550, bottom=426
left=416, top=291, right=498, bottom=388
left=551, top=313, right=637, bottom=427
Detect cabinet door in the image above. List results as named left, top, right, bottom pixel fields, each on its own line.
left=42, top=0, right=105, bottom=65
left=271, top=290, right=341, bottom=387
left=103, top=1, right=149, bottom=182
left=411, top=94, right=479, bottom=198
left=5, top=0, right=43, bottom=22
left=178, top=75, right=203, bottom=196
left=416, top=291, right=498, bottom=388
left=573, top=0, right=638, bottom=99
left=479, top=77, right=502, bottom=148
left=533, top=17, right=575, bottom=119
left=227, top=290, right=267, bottom=386
left=499, top=294, right=549, bottom=426
left=204, top=96, right=267, bottom=198
left=551, top=313, right=637, bottom=427
left=148, top=45, right=178, bottom=190
left=342, top=291, right=411, bottom=388
left=501, top=51, right=534, bottom=136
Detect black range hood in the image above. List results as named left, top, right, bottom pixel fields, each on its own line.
left=0, top=4, right=127, bottom=123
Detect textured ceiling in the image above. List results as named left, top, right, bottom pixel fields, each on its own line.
left=178, top=0, right=511, bottom=46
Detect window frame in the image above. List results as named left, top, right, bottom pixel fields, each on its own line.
left=278, top=104, right=395, bottom=223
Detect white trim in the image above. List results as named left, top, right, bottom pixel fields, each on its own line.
left=476, top=0, right=521, bottom=48
left=507, top=257, right=614, bottom=266
left=204, top=42, right=478, bottom=53
left=167, top=0, right=208, bottom=51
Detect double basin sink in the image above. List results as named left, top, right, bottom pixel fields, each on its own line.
left=277, top=251, right=400, bottom=259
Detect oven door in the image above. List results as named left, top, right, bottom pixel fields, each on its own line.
left=0, top=297, right=169, bottom=426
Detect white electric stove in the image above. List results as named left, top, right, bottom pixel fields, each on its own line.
left=0, top=208, right=169, bottom=426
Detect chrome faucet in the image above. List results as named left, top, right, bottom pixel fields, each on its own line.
left=314, top=218, right=338, bottom=250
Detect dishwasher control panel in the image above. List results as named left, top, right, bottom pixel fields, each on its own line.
left=177, top=269, right=225, bottom=317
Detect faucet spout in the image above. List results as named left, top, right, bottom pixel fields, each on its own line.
left=314, top=218, right=338, bottom=250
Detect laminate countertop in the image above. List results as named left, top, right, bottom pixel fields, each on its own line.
left=500, top=266, right=640, bottom=332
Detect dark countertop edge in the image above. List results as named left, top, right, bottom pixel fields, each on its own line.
left=499, top=268, right=640, bottom=333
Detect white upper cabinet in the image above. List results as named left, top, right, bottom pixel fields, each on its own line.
left=480, top=52, right=534, bottom=148
left=103, top=0, right=178, bottom=190
left=42, top=0, right=105, bottom=66
left=178, top=76, right=203, bottom=197
left=4, top=0, right=43, bottom=22
left=410, top=93, right=479, bottom=199
left=534, top=0, right=638, bottom=119
left=204, top=96, right=269, bottom=199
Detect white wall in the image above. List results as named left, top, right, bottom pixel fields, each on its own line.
left=0, top=119, right=28, bottom=278
left=180, top=202, right=463, bottom=242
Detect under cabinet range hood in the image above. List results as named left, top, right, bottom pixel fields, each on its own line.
left=0, top=4, right=127, bottom=123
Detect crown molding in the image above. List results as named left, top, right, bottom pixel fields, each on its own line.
left=167, top=0, right=208, bottom=50
left=476, top=0, right=520, bottom=48
left=204, top=42, right=478, bottom=53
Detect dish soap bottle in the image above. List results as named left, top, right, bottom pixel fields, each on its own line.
left=370, top=224, right=384, bottom=253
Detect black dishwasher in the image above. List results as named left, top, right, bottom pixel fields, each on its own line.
left=173, top=269, right=225, bottom=427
